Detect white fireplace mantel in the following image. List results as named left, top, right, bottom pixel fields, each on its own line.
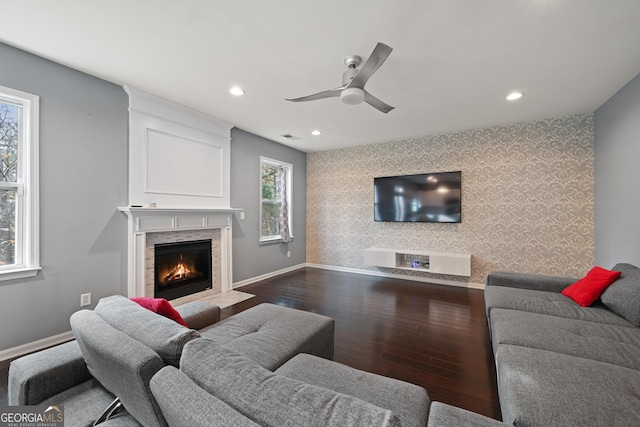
left=118, top=207, right=242, bottom=298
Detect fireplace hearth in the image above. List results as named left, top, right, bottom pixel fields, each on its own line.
left=154, top=239, right=212, bottom=300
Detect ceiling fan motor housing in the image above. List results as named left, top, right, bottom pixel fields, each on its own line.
left=342, top=67, right=359, bottom=85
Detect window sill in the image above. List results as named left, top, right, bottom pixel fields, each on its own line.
left=0, top=266, right=42, bottom=282
left=259, top=236, right=295, bottom=245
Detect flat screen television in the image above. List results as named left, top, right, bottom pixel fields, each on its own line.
left=374, top=171, right=461, bottom=223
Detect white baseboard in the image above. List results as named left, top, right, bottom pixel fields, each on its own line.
left=232, top=263, right=307, bottom=289
left=233, top=262, right=485, bottom=290
left=0, top=331, right=75, bottom=362
left=305, top=263, right=485, bottom=289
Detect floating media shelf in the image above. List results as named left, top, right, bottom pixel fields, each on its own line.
left=364, top=248, right=471, bottom=277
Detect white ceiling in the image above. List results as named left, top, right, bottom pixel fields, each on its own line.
left=1, top=1, right=639, bottom=152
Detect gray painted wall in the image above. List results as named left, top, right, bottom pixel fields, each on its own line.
left=230, top=128, right=306, bottom=282
left=0, top=42, right=128, bottom=350
left=594, top=73, right=640, bottom=268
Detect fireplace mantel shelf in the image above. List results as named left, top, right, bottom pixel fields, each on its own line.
left=118, top=207, right=243, bottom=214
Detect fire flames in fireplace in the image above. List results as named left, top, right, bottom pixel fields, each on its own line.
left=154, top=239, right=212, bottom=300
left=160, top=254, right=203, bottom=286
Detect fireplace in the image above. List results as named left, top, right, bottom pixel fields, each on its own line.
left=119, top=208, right=234, bottom=298
left=154, top=239, right=212, bottom=300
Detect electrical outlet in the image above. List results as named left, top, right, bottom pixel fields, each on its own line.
left=240, top=212, right=245, bottom=220
left=287, top=251, right=291, bottom=258
left=80, top=293, right=92, bottom=307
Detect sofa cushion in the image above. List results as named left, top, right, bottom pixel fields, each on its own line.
left=95, top=295, right=200, bottom=367
left=199, top=303, right=334, bottom=370
left=173, top=300, right=220, bottom=330
left=484, top=286, right=633, bottom=326
left=427, top=402, right=507, bottom=427
left=276, top=353, right=429, bottom=427
left=560, top=266, right=621, bottom=306
left=180, top=339, right=401, bottom=427
left=70, top=310, right=167, bottom=427
left=130, top=297, right=187, bottom=326
left=150, top=366, right=260, bottom=427
left=601, top=263, right=640, bottom=327
left=495, top=345, right=640, bottom=426
left=490, top=308, right=640, bottom=370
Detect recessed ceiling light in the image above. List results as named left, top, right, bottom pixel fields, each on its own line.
left=506, top=91, right=523, bottom=101
left=229, top=86, right=245, bottom=96
left=311, top=130, right=321, bottom=136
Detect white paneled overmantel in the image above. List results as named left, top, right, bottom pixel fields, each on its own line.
left=118, top=207, right=241, bottom=298
left=122, top=88, right=241, bottom=298
left=124, top=86, right=234, bottom=209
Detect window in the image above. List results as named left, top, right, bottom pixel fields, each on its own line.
left=260, top=157, right=293, bottom=242
left=0, top=85, right=40, bottom=280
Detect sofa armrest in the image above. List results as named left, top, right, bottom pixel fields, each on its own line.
left=174, top=301, right=220, bottom=330
left=427, top=402, right=508, bottom=427
left=8, top=340, right=92, bottom=405
left=486, top=271, right=577, bottom=293
left=150, top=366, right=260, bottom=427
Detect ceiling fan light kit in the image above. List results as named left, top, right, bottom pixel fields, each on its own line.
left=341, top=87, right=365, bottom=105
left=286, top=42, right=395, bottom=113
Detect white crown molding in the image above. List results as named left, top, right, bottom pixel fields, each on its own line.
left=124, top=85, right=233, bottom=137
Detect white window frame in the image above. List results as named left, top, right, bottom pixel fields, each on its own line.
left=0, top=85, right=40, bottom=280
left=259, top=156, right=293, bottom=243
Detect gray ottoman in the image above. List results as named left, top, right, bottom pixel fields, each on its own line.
left=276, top=353, right=429, bottom=427
left=200, top=303, right=335, bottom=370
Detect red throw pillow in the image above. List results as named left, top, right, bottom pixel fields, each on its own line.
left=130, top=297, right=188, bottom=327
left=561, top=266, right=621, bottom=307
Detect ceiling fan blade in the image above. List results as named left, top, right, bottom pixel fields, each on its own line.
left=347, top=42, right=393, bottom=89
left=364, top=91, right=395, bottom=113
left=286, top=86, right=345, bottom=102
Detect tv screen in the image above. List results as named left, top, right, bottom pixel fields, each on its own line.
left=374, top=171, right=461, bottom=223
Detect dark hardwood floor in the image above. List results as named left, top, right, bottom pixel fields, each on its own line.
left=1, top=267, right=501, bottom=420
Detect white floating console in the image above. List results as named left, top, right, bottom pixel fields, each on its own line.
left=364, top=248, right=471, bottom=277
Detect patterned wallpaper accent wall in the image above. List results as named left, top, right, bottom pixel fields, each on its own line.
left=307, top=114, right=594, bottom=285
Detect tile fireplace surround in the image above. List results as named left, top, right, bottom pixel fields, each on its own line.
left=118, top=207, right=239, bottom=298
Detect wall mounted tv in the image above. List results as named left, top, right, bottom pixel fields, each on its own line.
left=374, top=171, right=461, bottom=223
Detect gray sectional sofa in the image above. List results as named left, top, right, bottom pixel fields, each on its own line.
left=485, top=263, right=640, bottom=426
left=8, top=294, right=505, bottom=426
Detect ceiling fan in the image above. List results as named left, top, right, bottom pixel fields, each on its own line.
left=286, top=42, right=395, bottom=113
